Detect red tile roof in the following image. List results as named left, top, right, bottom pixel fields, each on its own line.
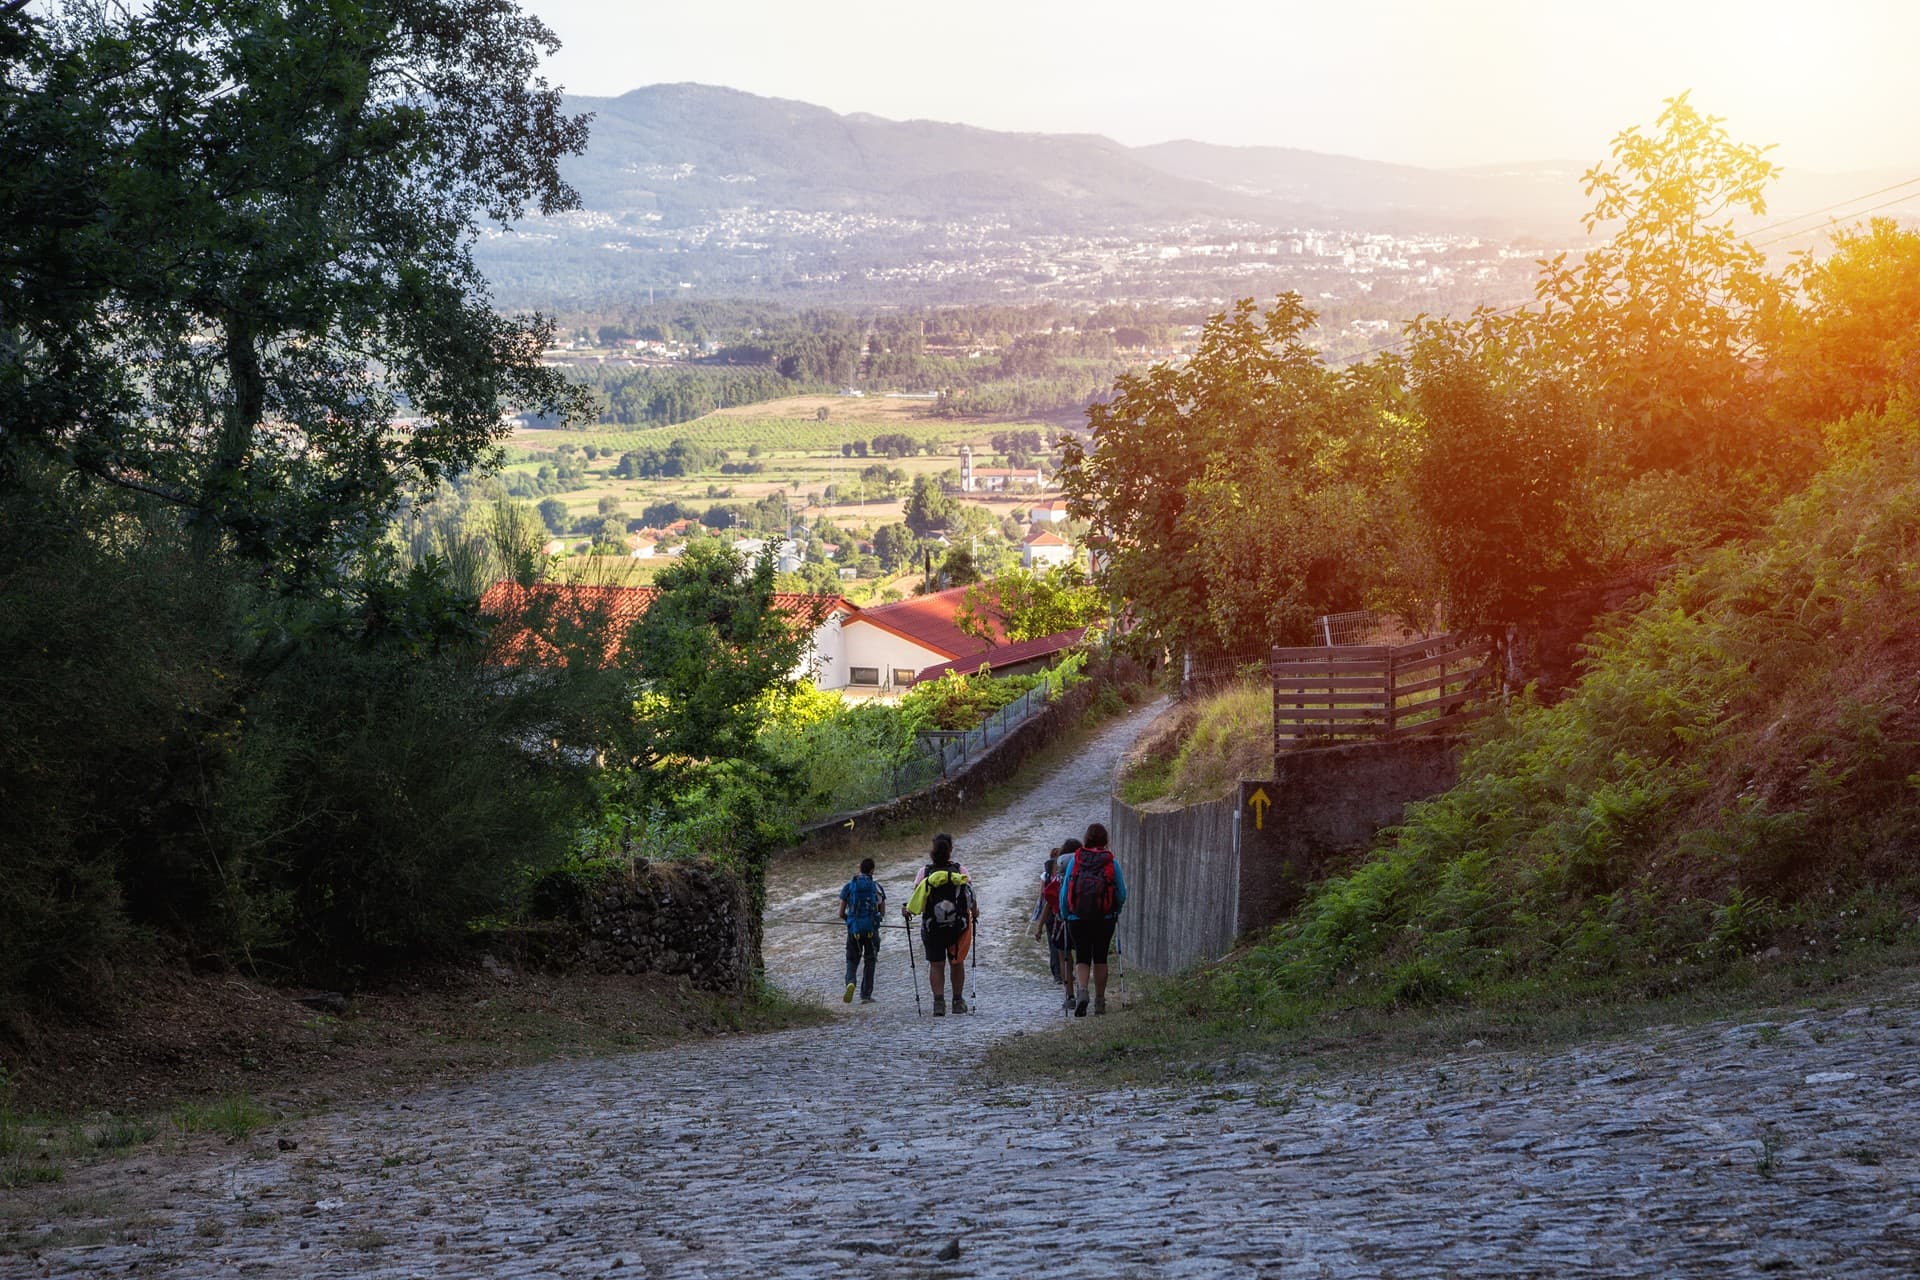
left=1023, top=526, right=1067, bottom=545
left=480, top=582, right=848, bottom=665
left=915, top=627, right=1088, bottom=681
left=851, top=584, right=1004, bottom=659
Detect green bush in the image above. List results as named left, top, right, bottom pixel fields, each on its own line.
left=226, top=635, right=585, bottom=982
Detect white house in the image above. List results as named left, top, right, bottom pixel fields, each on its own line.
left=819, top=586, right=992, bottom=695
left=1022, top=525, right=1073, bottom=570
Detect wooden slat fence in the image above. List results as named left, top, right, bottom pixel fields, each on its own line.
left=1270, top=633, right=1494, bottom=749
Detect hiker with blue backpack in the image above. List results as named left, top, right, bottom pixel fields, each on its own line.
left=903, top=834, right=977, bottom=1015
left=839, top=857, right=887, bottom=1003
left=1057, top=822, right=1126, bottom=1017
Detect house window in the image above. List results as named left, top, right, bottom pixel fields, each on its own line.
left=849, top=666, right=881, bottom=686
left=892, top=668, right=917, bottom=687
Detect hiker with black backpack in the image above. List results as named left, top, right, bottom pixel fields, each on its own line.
left=902, top=834, right=977, bottom=1015
left=1057, top=822, right=1126, bottom=1017
left=839, top=857, right=887, bottom=1003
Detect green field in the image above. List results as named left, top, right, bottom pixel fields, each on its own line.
left=521, top=415, right=1002, bottom=456
left=516, top=391, right=1060, bottom=457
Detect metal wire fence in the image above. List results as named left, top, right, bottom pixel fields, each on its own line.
left=873, top=682, right=1058, bottom=803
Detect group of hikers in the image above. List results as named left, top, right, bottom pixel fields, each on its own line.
left=836, top=822, right=1127, bottom=1017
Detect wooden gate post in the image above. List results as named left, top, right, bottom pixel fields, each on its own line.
left=1270, top=645, right=1281, bottom=758
left=1384, top=645, right=1398, bottom=739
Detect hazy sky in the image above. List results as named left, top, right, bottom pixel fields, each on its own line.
left=527, top=0, right=1918, bottom=174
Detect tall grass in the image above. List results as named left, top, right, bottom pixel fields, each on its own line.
left=1120, top=683, right=1272, bottom=806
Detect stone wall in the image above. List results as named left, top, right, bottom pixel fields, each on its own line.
left=1110, top=794, right=1241, bottom=976
left=788, top=678, right=1101, bottom=859
left=499, top=859, right=755, bottom=992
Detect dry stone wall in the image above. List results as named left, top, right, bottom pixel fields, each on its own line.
left=499, top=860, right=755, bottom=992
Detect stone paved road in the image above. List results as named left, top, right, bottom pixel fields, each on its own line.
left=9, top=697, right=1920, bottom=1277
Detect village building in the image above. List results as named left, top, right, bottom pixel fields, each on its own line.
left=957, top=445, right=1045, bottom=493
left=1021, top=524, right=1073, bottom=570
left=482, top=580, right=1088, bottom=699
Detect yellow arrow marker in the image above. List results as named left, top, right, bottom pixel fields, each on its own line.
left=1248, top=787, right=1271, bottom=830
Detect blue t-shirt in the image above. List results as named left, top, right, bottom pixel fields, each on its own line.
left=840, top=874, right=886, bottom=934
left=1056, top=848, right=1126, bottom=921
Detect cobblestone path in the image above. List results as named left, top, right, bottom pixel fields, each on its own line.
left=10, top=698, right=1920, bottom=1277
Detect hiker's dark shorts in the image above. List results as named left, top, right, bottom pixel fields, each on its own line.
left=1069, top=916, right=1116, bottom=965
left=922, top=922, right=972, bottom=963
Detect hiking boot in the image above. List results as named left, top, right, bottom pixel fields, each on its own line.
left=859, top=995, right=875, bottom=1004
left=952, top=994, right=968, bottom=1014
left=843, top=981, right=855, bottom=1003
left=933, top=996, right=946, bottom=1016
left=1061, top=990, right=1075, bottom=1012
left=1074, top=988, right=1089, bottom=1018
left=1094, top=995, right=1107, bottom=1016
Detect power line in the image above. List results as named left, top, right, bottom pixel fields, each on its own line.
left=1742, top=174, right=1920, bottom=243
left=1750, top=188, right=1920, bottom=251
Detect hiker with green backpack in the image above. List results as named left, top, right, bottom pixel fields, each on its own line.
left=903, top=834, right=977, bottom=1015
left=1057, top=822, right=1126, bottom=1017
left=839, top=857, right=887, bottom=1003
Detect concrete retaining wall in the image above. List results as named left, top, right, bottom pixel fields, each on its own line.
left=1237, top=736, right=1462, bottom=934
left=1111, top=735, right=1465, bottom=976
left=1111, top=795, right=1241, bottom=976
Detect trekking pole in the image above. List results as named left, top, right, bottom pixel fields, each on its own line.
left=1115, top=933, right=1128, bottom=1009
left=963, top=921, right=980, bottom=1014
left=902, top=914, right=922, bottom=1017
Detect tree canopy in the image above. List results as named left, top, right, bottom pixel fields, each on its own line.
left=1, top=0, right=592, bottom=583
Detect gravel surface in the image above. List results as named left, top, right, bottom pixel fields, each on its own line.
left=8, top=697, right=1920, bottom=1277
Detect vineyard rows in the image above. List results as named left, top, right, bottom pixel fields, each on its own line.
left=523, top=413, right=1038, bottom=456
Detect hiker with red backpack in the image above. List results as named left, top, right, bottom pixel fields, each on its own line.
left=1057, top=822, right=1126, bottom=1017
left=903, top=834, right=977, bottom=1015
left=1032, top=838, right=1079, bottom=1013
left=839, top=857, right=887, bottom=1004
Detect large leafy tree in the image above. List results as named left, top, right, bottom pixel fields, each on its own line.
left=1529, top=93, right=1791, bottom=476
left=1765, top=218, right=1920, bottom=431
left=956, top=564, right=1105, bottom=644
left=1404, top=343, right=1598, bottom=627
left=614, top=542, right=820, bottom=799
left=0, top=0, right=591, bottom=582
left=1059, top=295, right=1408, bottom=658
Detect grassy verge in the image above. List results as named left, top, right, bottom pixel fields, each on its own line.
left=986, top=936, right=1920, bottom=1089
left=1116, top=683, right=1270, bottom=808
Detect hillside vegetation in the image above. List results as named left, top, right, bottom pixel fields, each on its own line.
left=1208, top=398, right=1920, bottom=1022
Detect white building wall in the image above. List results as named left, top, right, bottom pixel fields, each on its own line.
left=1023, top=542, right=1074, bottom=570
left=837, top=620, right=952, bottom=690
left=804, top=611, right=852, bottom=687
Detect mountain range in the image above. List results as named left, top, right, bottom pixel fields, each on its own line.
left=479, top=83, right=1900, bottom=308
left=559, top=83, right=1591, bottom=232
